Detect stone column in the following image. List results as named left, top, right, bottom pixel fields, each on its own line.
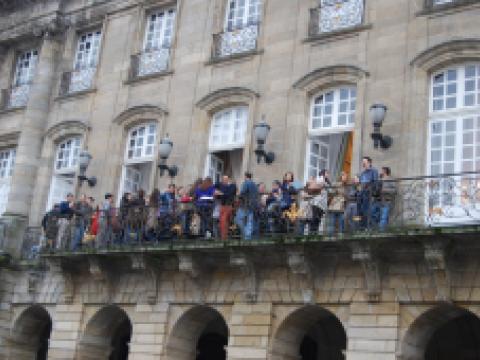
left=3, top=33, right=60, bottom=256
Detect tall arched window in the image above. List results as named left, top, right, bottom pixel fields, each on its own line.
left=306, top=86, right=356, bottom=181
left=47, top=137, right=81, bottom=210
left=428, top=63, right=480, bottom=223
left=206, top=106, right=248, bottom=183
left=120, top=123, right=157, bottom=197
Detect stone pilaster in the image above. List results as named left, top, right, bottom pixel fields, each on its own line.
left=345, top=302, right=399, bottom=360
left=3, top=34, right=60, bottom=256
left=227, top=303, right=272, bottom=360
left=47, top=304, right=83, bottom=360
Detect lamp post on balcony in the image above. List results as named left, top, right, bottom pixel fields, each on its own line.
left=254, top=116, right=275, bottom=164
left=369, top=104, right=392, bottom=149
left=158, top=134, right=178, bottom=178
left=77, top=150, right=97, bottom=187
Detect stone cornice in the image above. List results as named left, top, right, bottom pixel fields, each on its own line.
left=113, top=104, right=169, bottom=127
left=411, top=38, right=480, bottom=71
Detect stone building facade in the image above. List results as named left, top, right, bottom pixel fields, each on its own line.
left=0, top=0, right=479, bottom=359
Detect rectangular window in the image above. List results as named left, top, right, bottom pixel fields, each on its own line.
left=137, top=8, right=176, bottom=76
left=225, top=0, right=261, bottom=31
left=144, top=9, right=176, bottom=52
left=307, top=137, right=329, bottom=179
left=126, top=124, right=157, bottom=161
left=0, top=148, right=16, bottom=215
left=74, top=30, right=102, bottom=71
left=319, top=0, right=364, bottom=34
left=13, top=50, right=38, bottom=87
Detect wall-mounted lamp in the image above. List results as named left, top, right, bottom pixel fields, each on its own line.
left=158, top=134, right=178, bottom=177
left=77, top=150, right=97, bottom=187
left=370, top=104, right=392, bottom=149
left=254, top=116, right=275, bottom=165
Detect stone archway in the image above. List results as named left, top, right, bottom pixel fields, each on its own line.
left=401, top=304, right=480, bottom=360
left=77, top=305, right=132, bottom=360
left=270, top=305, right=347, bottom=360
left=9, top=305, right=52, bottom=360
left=165, top=305, right=229, bottom=360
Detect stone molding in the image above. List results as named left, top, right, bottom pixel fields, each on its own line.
left=44, top=119, right=90, bottom=142
left=112, top=104, right=168, bottom=129
left=196, top=86, right=260, bottom=113
left=423, top=240, right=451, bottom=302
left=292, top=65, right=369, bottom=95
left=0, top=131, right=20, bottom=149
left=411, top=38, right=480, bottom=72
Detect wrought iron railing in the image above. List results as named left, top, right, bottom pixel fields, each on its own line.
left=0, top=84, right=31, bottom=110
left=212, top=23, right=259, bottom=59
left=309, top=0, right=365, bottom=37
left=59, top=68, right=96, bottom=96
left=32, top=172, right=480, bottom=257
left=130, top=48, right=171, bottom=79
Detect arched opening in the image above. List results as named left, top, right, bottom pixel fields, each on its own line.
left=10, top=305, right=52, bottom=360
left=271, top=305, right=346, bottom=360
left=77, top=305, right=132, bottom=360
left=402, top=304, right=480, bottom=360
left=165, top=305, right=228, bottom=360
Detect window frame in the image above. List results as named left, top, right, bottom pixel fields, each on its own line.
left=12, top=49, right=38, bottom=87
left=0, top=148, right=16, bottom=180
left=143, top=7, right=177, bottom=53
left=309, top=86, right=357, bottom=135
left=224, top=0, right=262, bottom=32
left=73, top=29, right=103, bottom=71
left=124, top=123, right=157, bottom=164
left=54, top=137, right=82, bottom=175
left=208, top=106, right=248, bottom=152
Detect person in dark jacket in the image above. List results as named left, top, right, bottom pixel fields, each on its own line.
left=71, top=194, right=93, bottom=251
left=236, top=172, right=258, bottom=240
left=194, top=177, right=215, bottom=237
left=215, top=175, right=237, bottom=241
left=280, top=172, right=297, bottom=210
left=56, top=193, right=75, bottom=249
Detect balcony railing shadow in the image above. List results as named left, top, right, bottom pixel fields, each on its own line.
left=129, top=48, right=171, bottom=80
left=29, top=171, right=480, bottom=259
left=0, top=84, right=31, bottom=110
left=212, top=22, right=259, bottom=60
left=59, top=68, right=96, bottom=96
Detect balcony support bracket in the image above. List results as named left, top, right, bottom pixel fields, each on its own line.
left=351, top=242, right=382, bottom=302
left=424, top=240, right=451, bottom=302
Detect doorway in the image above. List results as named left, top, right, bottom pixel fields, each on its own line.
left=306, top=131, right=353, bottom=181
left=206, top=149, right=243, bottom=184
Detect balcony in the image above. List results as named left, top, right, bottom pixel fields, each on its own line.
left=0, top=84, right=31, bottom=111
left=308, top=1, right=366, bottom=39
left=59, top=68, right=96, bottom=96
left=212, top=23, right=259, bottom=60
left=129, top=48, right=171, bottom=80
left=24, top=171, right=480, bottom=261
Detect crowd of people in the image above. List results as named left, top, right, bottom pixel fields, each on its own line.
left=41, top=156, right=397, bottom=251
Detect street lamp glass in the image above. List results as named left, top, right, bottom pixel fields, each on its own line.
left=158, top=135, right=173, bottom=160
left=369, top=104, right=387, bottom=127
left=78, top=150, right=91, bottom=170
left=254, top=121, right=270, bottom=143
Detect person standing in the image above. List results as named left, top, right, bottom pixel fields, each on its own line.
left=71, top=194, right=92, bottom=251
left=327, top=172, right=348, bottom=235
left=236, top=172, right=258, bottom=241
left=378, top=167, right=396, bottom=231
left=194, top=177, right=216, bottom=237
left=56, top=193, right=75, bottom=250
left=359, top=156, right=379, bottom=229
left=215, top=175, right=237, bottom=241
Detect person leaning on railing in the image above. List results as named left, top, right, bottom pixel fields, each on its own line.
left=327, top=172, right=348, bottom=235
left=71, top=194, right=93, bottom=252
left=236, top=172, right=258, bottom=241
left=194, top=177, right=216, bottom=238
left=371, top=167, right=397, bottom=231
left=345, top=176, right=361, bottom=233
left=56, top=193, right=75, bottom=250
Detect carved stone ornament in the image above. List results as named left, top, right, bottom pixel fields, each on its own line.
left=424, top=240, right=451, bottom=301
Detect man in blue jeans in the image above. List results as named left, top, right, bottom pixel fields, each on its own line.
left=371, top=167, right=397, bottom=231
left=359, top=156, right=379, bottom=229
left=236, top=172, right=258, bottom=240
